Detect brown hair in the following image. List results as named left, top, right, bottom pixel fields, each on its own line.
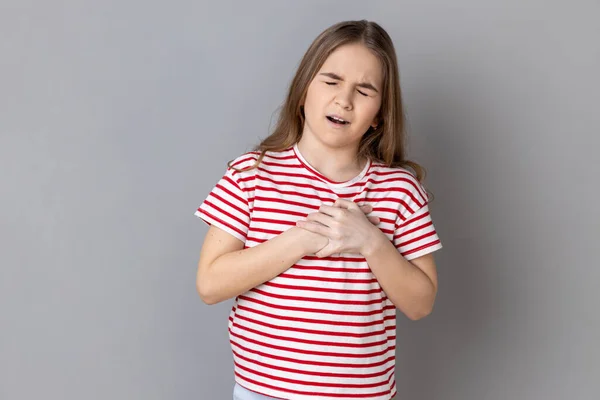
left=230, top=20, right=430, bottom=190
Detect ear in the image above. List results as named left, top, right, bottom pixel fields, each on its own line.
left=370, top=116, right=380, bottom=129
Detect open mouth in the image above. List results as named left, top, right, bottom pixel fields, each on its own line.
left=326, top=115, right=350, bottom=125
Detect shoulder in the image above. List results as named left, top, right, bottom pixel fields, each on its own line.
left=229, top=147, right=294, bottom=168
left=369, top=162, right=430, bottom=213
left=228, top=151, right=261, bottom=171
left=226, top=147, right=295, bottom=182
left=229, top=147, right=295, bottom=172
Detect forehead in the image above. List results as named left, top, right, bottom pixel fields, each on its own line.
left=319, top=43, right=383, bottom=85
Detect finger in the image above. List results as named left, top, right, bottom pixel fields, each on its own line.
left=306, top=212, right=334, bottom=227
left=367, top=216, right=380, bottom=225
left=296, top=220, right=330, bottom=236
left=318, top=205, right=345, bottom=218
left=359, top=204, right=373, bottom=214
left=315, top=245, right=335, bottom=258
left=333, top=198, right=359, bottom=210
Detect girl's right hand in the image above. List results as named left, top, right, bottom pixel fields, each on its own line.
left=294, top=226, right=329, bottom=256
left=295, top=204, right=380, bottom=256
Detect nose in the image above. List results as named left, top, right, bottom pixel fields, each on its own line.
left=335, top=87, right=353, bottom=110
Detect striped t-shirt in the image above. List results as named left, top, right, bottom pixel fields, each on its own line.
left=195, top=144, right=443, bottom=400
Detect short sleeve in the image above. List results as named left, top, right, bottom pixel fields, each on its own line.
left=194, top=165, right=251, bottom=243
left=392, top=175, right=443, bottom=260
left=393, top=204, right=443, bottom=260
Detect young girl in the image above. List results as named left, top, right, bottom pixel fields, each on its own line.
left=195, top=20, right=443, bottom=400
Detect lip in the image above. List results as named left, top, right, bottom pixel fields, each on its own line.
left=325, top=114, right=352, bottom=129
left=326, top=114, right=350, bottom=125
left=326, top=116, right=351, bottom=129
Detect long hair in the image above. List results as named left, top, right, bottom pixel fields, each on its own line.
left=230, top=19, right=428, bottom=186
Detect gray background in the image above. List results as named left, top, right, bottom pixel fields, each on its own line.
left=1, top=1, right=599, bottom=399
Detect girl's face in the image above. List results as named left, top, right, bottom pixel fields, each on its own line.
left=301, top=43, right=383, bottom=153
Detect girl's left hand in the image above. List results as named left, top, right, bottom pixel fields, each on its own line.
left=296, top=198, right=382, bottom=258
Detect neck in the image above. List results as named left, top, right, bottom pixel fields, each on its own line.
left=296, top=136, right=366, bottom=182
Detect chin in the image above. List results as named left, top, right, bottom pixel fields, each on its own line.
left=304, top=121, right=362, bottom=149
left=320, top=135, right=361, bottom=150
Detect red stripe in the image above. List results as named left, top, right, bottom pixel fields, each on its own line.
left=253, top=175, right=423, bottom=207
left=234, top=359, right=393, bottom=389
left=261, top=152, right=296, bottom=161
left=253, top=203, right=310, bottom=215
left=202, top=199, right=248, bottom=229
left=398, top=230, right=437, bottom=248
left=230, top=154, right=259, bottom=169
left=337, top=191, right=359, bottom=199
left=369, top=169, right=414, bottom=177
left=219, top=176, right=248, bottom=203
left=197, top=209, right=246, bottom=239
left=401, top=239, right=441, bottom=257
left=255, top=184, right=335, bottom=202
left=235, top=370, right=393, bottom=398
left=246, top=236, right=267, bottom=244
left=277, top=273, right=377, bottom=284
left=364, top=174, right=422, bottom=188
left=264, top=281, right=382, bottom=295
left=251, top=288, right=387, bottom=306
left=379, top=227, right=394, bottom=235
left=249, top=227, right=284, bottom=235
left=257, top=165, right=327, bottom=183
left=366, top=173, right=427, bottom=202
left=362, top=186, right=420, bottom=195
left=232, top=349, right=395, bottom=378
left=303, top=255, right=366, bottom=262
left=230, top=328, right=396, bottom=358
left=242, top=174, right=337, bottom=195
left=251, top=207, right=395, bottom=231
left=360, top=197, right=414, bottom=213
left=236, top=304, right=395, bottom=327
left=232, top=313, right=391, bottom=339
left=394, top=220, right=433, bottom=240
left=231, top=339, right=396, bottom=369
left=371, top=206, right=407, bottom=221
left=244, top=218, right=388, bottom=234
left=232, top=320, right=394, bottom=349
left=290, top=264, right=371, bottom=273
left=239, top=295, right=394, bottom=317
left=210, top=191, right=248, bottom=219
left=251, top=217, right=296, bottom=226
left=259, top=159, right=304, bottom=169
left=397, top=209, right=430, bottom=228
left=254, top=183, right=417, bottom=210
left=247, top=164, right=424, bottom=204
left=231, top=156, right=425, bottom=211
left=378, top=216, right=395, bottom=225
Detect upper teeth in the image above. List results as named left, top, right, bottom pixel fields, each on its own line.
left=331, top=116, right=346, bottom=123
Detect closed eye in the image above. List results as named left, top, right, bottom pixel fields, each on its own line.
left=326, top=81, right=369, bottom=97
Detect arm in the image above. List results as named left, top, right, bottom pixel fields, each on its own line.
left=196, top=226, right=325, bottom=305
left=362, top=232, right=438, bottom=320
left=297, top=200, right=439, bottom=320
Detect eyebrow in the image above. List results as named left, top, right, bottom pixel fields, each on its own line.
left=319, top=72, right=379, bottom=93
